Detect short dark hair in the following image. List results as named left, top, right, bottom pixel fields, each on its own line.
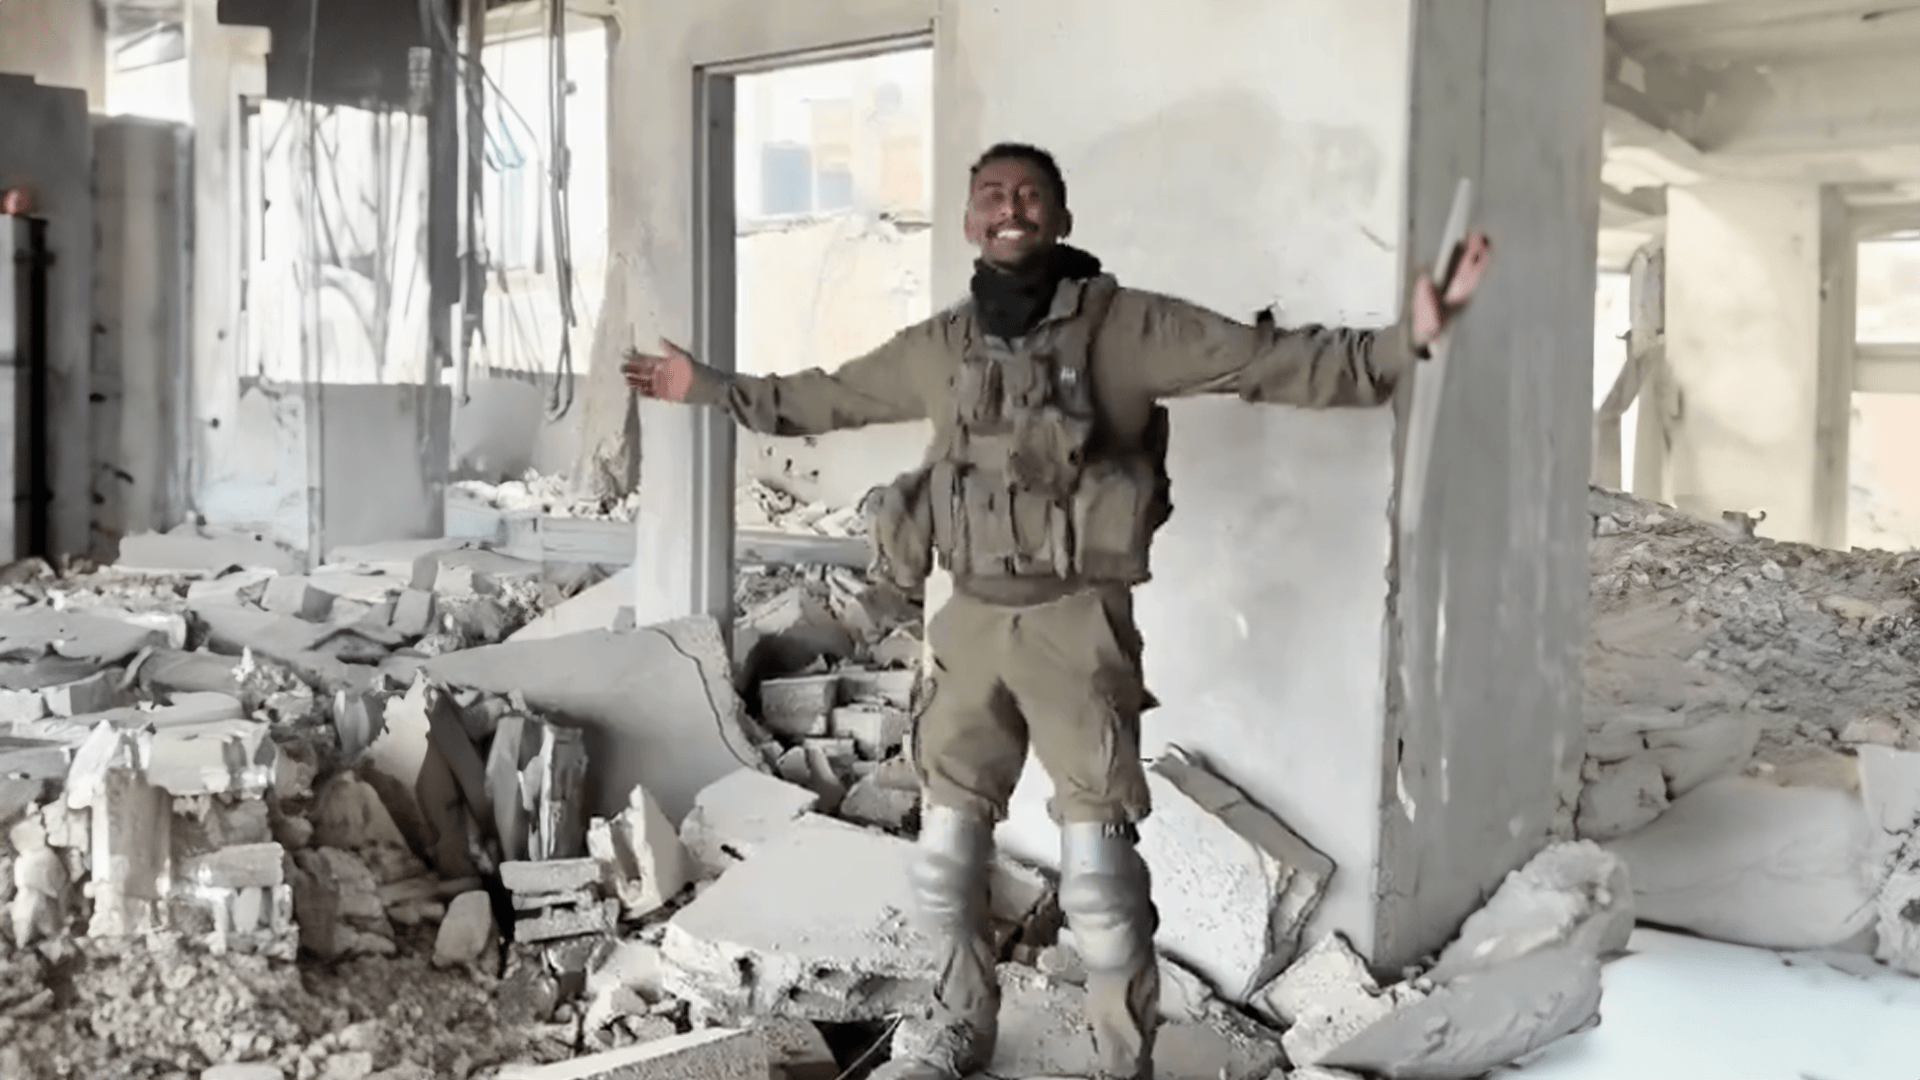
left=970, top=143, right=1068, bottom=209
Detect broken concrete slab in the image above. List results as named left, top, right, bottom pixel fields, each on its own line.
left=977, top=964, right=1283, bottom=1080
left=193, top=605, right=380, bottom=697
left=529, top=721, right=589, bottom=861
left=509, top=569, right=634, bottom=644
left=1314, top=945, right=1603, bottom=1079
left=488, top=713, right=538, bottom=862
left=678, top=768, right=820, bottom=879
left=495, top=1027, right=768, bottom=1080
left=1607, top=775, right=1878, bottom=950
left=119, top=526, right=304, bottom=576
left=1574, top=754, right=1668, bottom=842
left=423, top=621, right=758, bottom=824
left=1257, top=934, right=1424, bottom=1061
left=661, top=817, right=932, bottom=1023
left=261, top=576, right=336, bottom=622
left=143, top=718, right=279, bottom=798
left=1139, top=747, right=1334, bottom=1002
left=388, top=588, right=437, bottom=639
left=136, top=649, right=245, bottom=699
left=587, top=785, right=690, bottom=920
left=838, top=773, right=917, bottom=832
left=830, top=704, right=907, bottom=759
left=502, top=858, right=603, bottom=895
left=178, top=843, right=287, bottom=889
left=41, top=671, right=121, bottom=718
left=0, top=608, right=166, bottom=666
left=411, top=548, right=543, bottom=598
left=363, top=679, right=474, bottom=878
left=1426, top=841, right=1632, bottom=984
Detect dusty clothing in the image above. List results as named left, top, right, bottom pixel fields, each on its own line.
left=688, top=274, right=1421, bottom=607
left=912, top=585, right=1149, bottom=825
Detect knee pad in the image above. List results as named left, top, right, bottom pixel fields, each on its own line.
left=910, top=804, right=994, bottom=929
left=1058, top=821, right=1154, bottom=974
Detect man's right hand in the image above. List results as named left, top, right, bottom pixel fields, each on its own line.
left=622, top=339, right=698, bottom=402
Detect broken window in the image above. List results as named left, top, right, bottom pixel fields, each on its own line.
left=1848, top=234, right=1920, bottom=552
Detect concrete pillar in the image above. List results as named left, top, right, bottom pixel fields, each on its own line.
left=1660, top=182, right=1852, bottom=546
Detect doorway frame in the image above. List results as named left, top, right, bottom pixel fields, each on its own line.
left=688, top=30, right=935, bottom=621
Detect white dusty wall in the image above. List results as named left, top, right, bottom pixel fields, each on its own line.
left=938, top=0, right=1409, bottom=952
left=1664, top=183, right=1835, bottom=545
left=0, top=0, right=105, bottom=109
left=609, top=0, right=937, bottom=624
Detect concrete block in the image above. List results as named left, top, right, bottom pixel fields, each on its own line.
left=178, top=842, right=286, bottom=889
left=979, top=964, right=1283, bottom=1080
left=389, top=589, right=437, bottom=638
left=494, top=1027, right=767, bottom=1080
left=137, top=649, right=244, bottom=698
left=756, top=1017, right=837, bottom=1080
left=1607, top=776, right=1878, bottom=949
left=678, top=768, right=820, bottom=878
left=43, top=671, right=120, bottom=718
left=1574, top=753, right=1668, bottom=842
left=588, top=785, right=690, bottom=920
left=519, top=898, right=618, bottom=943
left=422, top=620, right=757, bottom=825
left=1646, top=712, right=1761, bottom=798
left=759, top=675, right=836, bottom=739
left=829, top=704, right=908, bottom=759
left=203, top=1065, right=285, bottom=1080
left=289, top=847, right=395, bottom=959
left=0, top=687, right=48, bottom=724
left=1426, top=841, right=1632, bottom=984
left=145, top=718, right=278, bottom=798
left=661, top=817, right=934, bottom=1022
left=435, top=890, right=500, bottom=972
left=838, top=773, right=917, bottom=831
left=1140, top=747, right=1334, bottom=1001
left=261, top=576, right=336, bottom=622
left=502, top=857, right=602, bottom=895
left=311, top=772, right=431, bottom=885
left=515, top=888, right=597, bottom=911
left=840, top=666, right=917, bottom=708
left=488, top=713, right=537, bottom=862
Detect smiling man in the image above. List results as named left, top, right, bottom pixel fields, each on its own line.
left=625, top=142, right=1491, bottom=1080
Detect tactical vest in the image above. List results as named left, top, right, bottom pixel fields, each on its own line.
left=865, top=274, right=1173, bottom=591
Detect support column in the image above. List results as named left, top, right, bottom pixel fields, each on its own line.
left=1661, top=182, right=1851, bottom=546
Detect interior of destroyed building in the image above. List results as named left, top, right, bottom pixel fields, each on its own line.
left=1, top=0, right=1919, bottom=1077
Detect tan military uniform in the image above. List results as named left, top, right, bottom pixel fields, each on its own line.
left=689, top=274, right=1417, bottom=1079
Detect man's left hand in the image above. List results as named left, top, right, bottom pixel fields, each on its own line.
left=1411, top=230, right=1493, bottom=349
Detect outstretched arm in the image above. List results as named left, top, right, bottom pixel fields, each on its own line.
left=1131, top=231, right=1493, bottom=407
left=623, top=323, right=934, bottom=436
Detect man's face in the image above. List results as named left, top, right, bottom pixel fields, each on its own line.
left=964, top=158, right=1069, bottom=268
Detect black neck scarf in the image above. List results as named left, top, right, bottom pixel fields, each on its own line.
left=969, top=243, right=1105, bottom=339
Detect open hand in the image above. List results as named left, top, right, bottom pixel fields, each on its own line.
left=1412, top=230, right=1493, bottom=349
left=621, top=339, right=697, bottom=402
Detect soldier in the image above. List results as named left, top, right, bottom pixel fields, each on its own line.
left=625, top=143, right=1492, bottom=1080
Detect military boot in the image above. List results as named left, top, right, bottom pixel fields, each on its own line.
left=871, top=804, right=1000, bottom=1080
left=1059, top=821, right=1161, bottom=1080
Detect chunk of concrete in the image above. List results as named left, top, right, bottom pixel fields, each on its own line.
left=145, top=718, right=278, bottom=797
left=1139, top=747, right=1334, bottom=1002
left=202, top=1065, right=286, bottom=1080
left=434, top=890, right=500, bottom=972
left=529, top=721, right=589, bottom=861
left=519, top=898, right=618, bottom=943
left=759, top=675, right=836, bottom=740
left=1316, top=947, right=1604, bottom=1079
left=1645, top=712, right=1761, bottom=799
left=661, top=817, right=934, bottom=1022
left=0, top=687, right=47, bottom=724
left=678, top=768, right=820, bottom=878
left=411, top=548, right=541, bottom=598
left=388, top=589, right=438, bottom=638
left=261, top=576, right=336, bottom=622
left=488, top=713, right=538, bottom=862
left=137, top=649, right=244, bottom=699
left=42, top=671, right=121, bottom=718
left=1257, top=934, right=1423, bottom=1060
left=1607, top=775, right=1878, bottom=950
left=588, top=785, right=690, bottom=920
left=118, top=527, right=302, bottom=575
left=422, top=621, right=757, bottom=825
left=1425, top=841, right=1632, bottom=984
left=1858, top=745, right=1920, bottom=975
left=509, top=569, right=634, bottom=643
left=179, top=843, right=287, bottom=889
left=829, top=704, right=907, bottom=759
left=757, top=1017, right=837, bottom=1080
left=979, top=964, right=1283, bottom=1080
left=0, top=608, right=164, bottom=665
left=494, top=1027, right=767, bottom=1080
left=289, top=847, right=395, bottom=959
left=502, top=857, right=602, bottom=895
left=362, top=678, right=474, bottom=878
left=310, top=772, right=431, bottom=885
left=838, top=773, right=917, bottom=831
left=1574, top=754, right=1669, bottom=842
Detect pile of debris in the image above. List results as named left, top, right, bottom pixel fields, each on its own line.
left=1581, top=486, right=1920, bottom=974
left=451, top=473, right=642, bottom=523
left=736, top=480, right=867, bottom=540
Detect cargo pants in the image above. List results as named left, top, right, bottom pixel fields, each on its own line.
left=910, top=584, right=1161, bottom=1077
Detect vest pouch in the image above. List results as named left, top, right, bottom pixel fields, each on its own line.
left=932, top=463, right=1069, bottom=578
left=861, top=468, right=935, bottom=592
left=955, top=357, right=1002, bottom=426
left=1008, top=407, right=1094, bottom=496
left=1072, top=456, right=1158, bottom=584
